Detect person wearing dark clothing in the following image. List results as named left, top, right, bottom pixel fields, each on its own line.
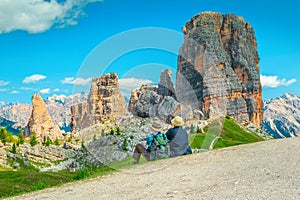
left=165, top=116, right=192, bottom=157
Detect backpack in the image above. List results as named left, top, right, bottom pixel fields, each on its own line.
left=147, top=132, right=170, bottom=161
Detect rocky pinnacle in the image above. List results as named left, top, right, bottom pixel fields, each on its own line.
left=176, top=12, right=263, bottom=126
left=25, top=94, right=61, bottom=140
left=71, top=73, right=127, bottom=132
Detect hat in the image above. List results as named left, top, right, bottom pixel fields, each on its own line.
left=151, top=120, right=162, bottom=132
left=171, top=116, right=184, bottom=127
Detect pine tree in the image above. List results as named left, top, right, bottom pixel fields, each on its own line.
left=196, top=125, right=201, bottom=133
left=30, top=132, right=38, bottom=147
left=0, top=128, right=8, bottom=145
left=11, top=143, right=17, bottom=154
left=67, top=136, right=72, bottom=143
left=110, top=129, right=114, bottom=135
left=42, top=136, right=46, bottom=145
left=45, top=136, right=52, bottom=146
left=18, top=130, right=25, bottom=144
left=116, top=127, right=121, bottom=135
left=123, top=138, right=128, bottom=151
left=54, top=138, right=60, bottom=146
left=6, top=132, right=13, bottom=143
left=81, top=139, right=85, bottom=149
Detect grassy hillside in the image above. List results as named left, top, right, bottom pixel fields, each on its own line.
left=0, top=170, right=73, bottom=198
left=0, top=162, right=114, bottom=199
left=189, top=116, right=264, bottom=150
left=0, top=116, right=266, bottom=199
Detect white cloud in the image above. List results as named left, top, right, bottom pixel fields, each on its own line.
left=39, top=88, right=50, bottom=94
left=53, top=88, right=60, bottom=92
left=61, top=77, right=92, bottom=86
left=119, top=78, right=153, bottom=91
left=0, top=80, right=9, bottom=86
left=0, top=0, right=103, bottom=34
left=260, top=74, right=297, bottom=88
left=23, top=74, right=47, bottom=84
left=19, top=87, right=36, bottom=91
left=11, top=91, right=20, bottom=94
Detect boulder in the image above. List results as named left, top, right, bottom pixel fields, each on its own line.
left=128, top=85, right=182, bottom=121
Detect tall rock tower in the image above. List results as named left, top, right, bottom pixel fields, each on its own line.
left=25, top=94, right=61, bottom=140
left=176, top=12, right=263, bottom=126
left=158, top=69, right=176, bottom=99
left=71, top=73, right=127, bottom=132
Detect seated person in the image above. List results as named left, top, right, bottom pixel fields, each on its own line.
left=132, top=120, right=163, bottom=164
left=165, top=116, right=192, bottom=157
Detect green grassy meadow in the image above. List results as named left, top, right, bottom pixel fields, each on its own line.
left=189, top=116, right=264, bottom=150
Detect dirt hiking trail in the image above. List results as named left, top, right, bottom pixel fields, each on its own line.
left=9, top=137, right=300, bottom=200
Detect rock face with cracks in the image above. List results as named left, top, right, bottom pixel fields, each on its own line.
left=176, top=12, right=263, bottom=126
left=71, top=73, right=127, bottom=132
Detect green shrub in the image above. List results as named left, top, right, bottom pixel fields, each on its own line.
left=122, top=138, right=128, bottom=151
left=0, top=127, right=8, bottom=145
left=110, top=129, right=114, bottom=135
left=73, top=166, right=92, bottom=180
left=54, top=138, right=60, bottom=146
left=42, top=136, right=46, bottom=145
left=45, top=137, right=52, bottom=146
left=81, top=140, right=85, bottom=149
left=6, top=132, right=14, bottom=143
left=196, top=125, right=201, bottom=133
left=67, top=136, right=72, bottom=142
left=18, top=130, right=25, bottom=144
left=11, top=143, right=17, bottom=154
left=116, top=127, right=121, bottom=135
left=36, top=180, right=46, bottom=190
left=30, top=133, right=38, bottom=147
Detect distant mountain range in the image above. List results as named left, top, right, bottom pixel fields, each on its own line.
left=0, top=93, right=87, bottom=134
left=262, top=93, right=300, bottom=138
left=0, top=92, right=299, bottom=138
left=0, top=117, right=21, bottom=135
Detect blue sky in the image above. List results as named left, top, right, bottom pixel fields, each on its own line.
left=0, top=0, right=299, bottom=103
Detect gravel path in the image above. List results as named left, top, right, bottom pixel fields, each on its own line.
left=9, top=137, right=300, bottom=200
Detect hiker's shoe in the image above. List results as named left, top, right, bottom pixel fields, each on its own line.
left=133, top=160, right=138, bottom=164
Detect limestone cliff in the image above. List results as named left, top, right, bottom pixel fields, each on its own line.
left=25, top=94, right=61, bottom=140
left=71, top=73, right=126, bottom=132
left=176, top=12, right=263, bottom=126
